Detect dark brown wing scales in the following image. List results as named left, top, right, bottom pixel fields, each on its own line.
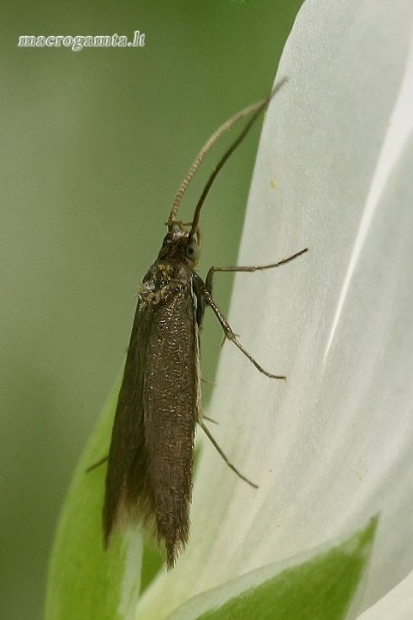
left=103, top=288, right=151, bottom=545
left=103, top=260, right=200, bottom=568
left=143, top=271, right=199, bottom=567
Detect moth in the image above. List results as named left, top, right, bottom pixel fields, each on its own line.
left=97, top=81, right=307, bottom=569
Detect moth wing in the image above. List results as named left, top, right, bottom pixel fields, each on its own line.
left=103, top=270, right=200, bottom=568
left=142, top=279, right=200, bottom=565
left=103, top=291, right=153, bottom=544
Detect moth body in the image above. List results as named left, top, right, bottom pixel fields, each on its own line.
left=104, top=225, right=203, bottom=568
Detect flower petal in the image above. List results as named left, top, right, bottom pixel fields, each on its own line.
left=358, top=569, right=413, bottom=620
left=168, top=518, right=377, bottom=620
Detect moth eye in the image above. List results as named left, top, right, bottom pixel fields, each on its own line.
left=186, top=240, right=200, bottom=262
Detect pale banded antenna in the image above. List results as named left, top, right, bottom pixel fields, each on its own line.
left=168, top=78, right=287, bottom=225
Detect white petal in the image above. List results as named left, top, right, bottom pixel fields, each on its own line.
left=358, top=570, right=413, bottom=620
left=137, top=0, right=413, bottom=617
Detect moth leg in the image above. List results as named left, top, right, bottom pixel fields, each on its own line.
left=85, top=455, right=108, bottom=473
left=199, top=421, right=258, bottom=488
left=205, top=248, right=308, bottom=293
left=201, top=377, right=216, bottom=387
left=194, top=275, right=285, bottom=380
left=203, top=415, right=219, bottom=425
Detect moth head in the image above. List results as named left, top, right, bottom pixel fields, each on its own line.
left=158, top=221, right=201, bottom=267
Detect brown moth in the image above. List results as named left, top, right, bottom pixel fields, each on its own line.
left=99, top=81, right=307, bottom=569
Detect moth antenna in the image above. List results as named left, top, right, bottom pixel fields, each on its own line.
left=168, top=78, right=287, bottom=225
left=188, top=79, right=287, bottom=239
left=168, top=101, right=265, bottom=224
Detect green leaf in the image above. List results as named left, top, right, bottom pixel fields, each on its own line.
left=168, top=517, right=378, bottom=620
left=45, top=384, right=143, bottom=620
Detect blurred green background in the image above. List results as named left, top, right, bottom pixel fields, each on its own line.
left=1, top=1, right=303, bottom=618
